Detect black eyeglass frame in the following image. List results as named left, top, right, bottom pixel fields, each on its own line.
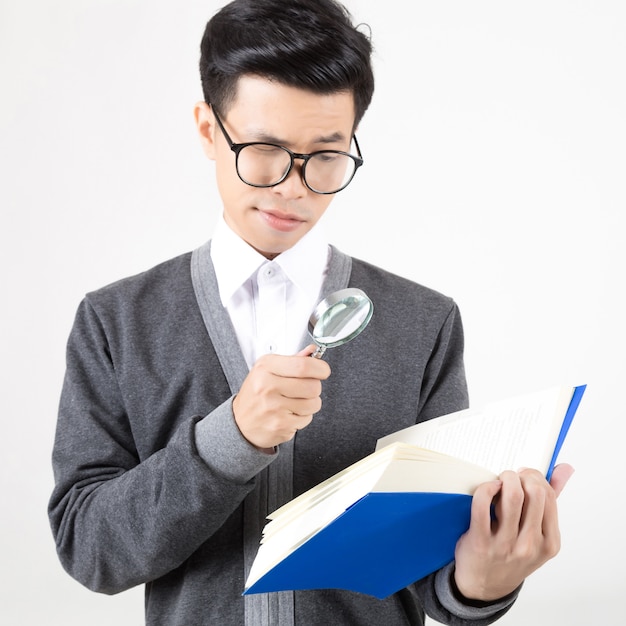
left=211, top=105, right=364, bottom=195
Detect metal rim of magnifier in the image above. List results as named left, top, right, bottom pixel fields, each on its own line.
left=308, top=287, right=373, bottom=349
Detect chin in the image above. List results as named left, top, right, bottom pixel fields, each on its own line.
left=257, top=246, right=288, bottom=260
left=254, top=239, right=294, bottom=260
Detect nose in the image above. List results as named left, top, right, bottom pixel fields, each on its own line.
left=271, top=158, right=308, bottom=199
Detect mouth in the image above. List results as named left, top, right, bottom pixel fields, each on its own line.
left=257, top=208, right=307, bottom=233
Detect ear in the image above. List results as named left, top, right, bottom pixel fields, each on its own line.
left=194, top=101, right=217, bottom=160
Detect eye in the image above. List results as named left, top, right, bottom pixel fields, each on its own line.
left=315, top=152, right=340, bottom=163
left=249, top=144, right=284, bottom=155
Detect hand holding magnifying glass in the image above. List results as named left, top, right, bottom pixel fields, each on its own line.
left=308, top=288, right=373, bottom=358
left=231, top=288, right=372, bottom=451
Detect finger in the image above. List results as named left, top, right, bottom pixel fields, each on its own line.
left=517, top=470, right=548, bottom=536
left=540, top=486, right=561, bottom=556
left=291, top=413, right=314, bottom=431
left=277, top=376, right=323, bottom=402
left=494, top=471, right=525, bottom=543
left=469, top=479, right=503, bottom=538
left=296, top=344, right=318, bottom=357
left=549, top=463, right=575, bottom=497
left=287, top=396, right=323, bottom=417
left=262, top=352, right=330, bottom=380
left=518, top=470, right=561, bottom=559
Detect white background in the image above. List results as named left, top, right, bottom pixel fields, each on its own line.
left=1, top=1, right=624, bottom=624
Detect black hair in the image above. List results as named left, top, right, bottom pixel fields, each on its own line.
left=199, top=0, right=375, bottom=128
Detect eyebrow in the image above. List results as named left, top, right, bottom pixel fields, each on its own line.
left=245, top=127, right=348, bottom=147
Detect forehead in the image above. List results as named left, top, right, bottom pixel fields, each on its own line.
left=226, top=75, right=356, bottom=139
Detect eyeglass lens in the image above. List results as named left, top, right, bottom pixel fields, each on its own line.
left=236, top=145, right=357, bottom=194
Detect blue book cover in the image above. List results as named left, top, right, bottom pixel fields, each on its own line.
left=245, top=491, right=473, bottom=598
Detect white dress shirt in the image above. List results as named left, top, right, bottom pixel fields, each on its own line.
left=210, top=216, right=330, bottom=369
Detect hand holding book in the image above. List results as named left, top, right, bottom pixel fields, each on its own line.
left=453, top=462, right=574, bottom=602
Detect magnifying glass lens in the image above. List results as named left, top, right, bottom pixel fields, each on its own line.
left=308, top=288, right=373, bottom=358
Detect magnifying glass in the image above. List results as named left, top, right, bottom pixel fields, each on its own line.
left=308, top=288, right=373, bottom=359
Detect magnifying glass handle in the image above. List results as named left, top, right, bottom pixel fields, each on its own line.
left=311, top=344, right=327, bottom=359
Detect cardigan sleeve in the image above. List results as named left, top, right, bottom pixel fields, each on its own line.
left=47, top=298, right=271, bottom=594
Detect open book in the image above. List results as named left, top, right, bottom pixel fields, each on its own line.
left=244, top=384, right=586, bottom=599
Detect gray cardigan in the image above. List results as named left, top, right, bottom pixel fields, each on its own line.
left=49, top=242, right=517, bottom=625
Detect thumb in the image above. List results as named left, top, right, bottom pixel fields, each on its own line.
left=550, top=463, right=575, bottom=497
left=296, top=344, right=318, bottom=357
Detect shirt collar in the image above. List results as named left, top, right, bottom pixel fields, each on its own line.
left=210, top=215, right=329, bottom=306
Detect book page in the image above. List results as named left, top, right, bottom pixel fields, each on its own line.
left=376, top=386, right=574, bottom=475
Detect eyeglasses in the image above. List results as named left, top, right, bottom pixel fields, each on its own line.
left=211, top=106, right=363, bottom=195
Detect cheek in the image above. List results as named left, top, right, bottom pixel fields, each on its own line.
left=312, top=196, right=334, bottom=222
left=214, top=155, right=246, bottom=201
left=217, top=174, right=261, bottom=235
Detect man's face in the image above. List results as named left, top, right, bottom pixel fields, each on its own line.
left=195, top=75, right=356, bottom=259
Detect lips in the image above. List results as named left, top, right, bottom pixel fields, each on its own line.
left=258, top=208, right=306, bottom=233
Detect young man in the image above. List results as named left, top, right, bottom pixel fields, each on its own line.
left=48, top=1, right=573, bottom=624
